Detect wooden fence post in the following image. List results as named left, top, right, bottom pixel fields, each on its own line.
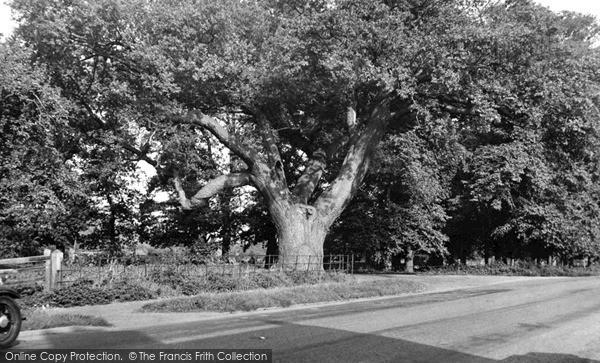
left=50, top=250, right=63, bottom=290
left=44, top=249, right=52, bottom=291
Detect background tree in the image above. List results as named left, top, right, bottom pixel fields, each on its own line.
left=327, top=121, right=461, bottom=271
left=444, top=3, right=600, bottom=265
left=0, top=43, right=90, bottom=257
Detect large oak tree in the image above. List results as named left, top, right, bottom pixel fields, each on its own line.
left=10, top=0, right=600, bottom=267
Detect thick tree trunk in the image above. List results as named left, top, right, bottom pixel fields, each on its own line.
left=219, top=190, right=233, bottom=256
left=220, top=142, right=235, bottom=256
left=405, top=247, right=415, bottom=274
left=271, top=204, right=328, bottom=270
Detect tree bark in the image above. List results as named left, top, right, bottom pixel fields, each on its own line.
left=405, top=247, right=415, bottom=274
left=220, top=190, right=233, bottom=256
left=270, top=203, right=328, bottom=270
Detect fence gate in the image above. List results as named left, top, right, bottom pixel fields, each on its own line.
left=0, top=249, right=63, bottom=291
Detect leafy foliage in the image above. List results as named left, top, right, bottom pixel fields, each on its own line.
left=327, top=126, right=458, bottom=266
left=19, top=269, right=350, bottom=308
left=0, top=43, right=91, bottom=256
left=20, top=279, right=157, bottom=308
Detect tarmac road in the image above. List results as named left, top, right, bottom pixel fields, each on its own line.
left=11, top=275, right=600, bottom=362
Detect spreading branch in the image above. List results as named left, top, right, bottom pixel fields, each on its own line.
left=173, top=171, right=252, bottom=210
left=120, top=142, right=158, bottom=167
left=346, top=104, right=357, bottom=131
left=290, top=103, right=360, bottom=204
left=173, top=109, right=293, bottom=211
left=247, top=107, right=288, bottom=189
left=292, top=149, right=327, bottom=204
left=315, top=100, right=393, bottom=223
left=174, top=110, right=262, bottom=167
left=441, top=104, right=478, bottom=116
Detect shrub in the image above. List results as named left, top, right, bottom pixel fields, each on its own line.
left=203, top=272, right=241, bottom=292
left=149, top=267, right=188, bottom=288
left=19, top=278, right=160, bottom=308
left=284, top=270, right=349, bottom=285
left=13, top=284, right=45, bottom=307
left=179, top=278, right=204, bottom=296
left=249, top=271, right=290, bottom=289
left=16, top=264, right=354, bottom=308
left=109, top=280, right=157, bottom=302
left=285, top=271, right=318, bottom=285
left=423, top=261, right=600, bottom=277
left=14, top=284, right=44, bottom=297
left=44, top=280, right=113, bottom=307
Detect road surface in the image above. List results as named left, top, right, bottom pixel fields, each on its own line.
left=13, top=276, right=600, bottom=362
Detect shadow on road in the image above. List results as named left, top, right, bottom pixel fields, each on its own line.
left=12, top=329, right=160, bottom=349
left=187, top=321, right=599, bottom=363
left=500, top=353, right=599, bottom=362
left=10, top=320, right=599, bottom=363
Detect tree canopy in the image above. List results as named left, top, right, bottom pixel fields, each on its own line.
left=0, top=43, right=91, bottom=256
left=2, top=0, right=600, bottom=267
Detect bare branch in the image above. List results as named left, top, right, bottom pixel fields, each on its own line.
left=173, top=171, right=194, bottom=209
left=346, top=104, right=357, bottom=131
left=315, top=100, right=393, bottom=224
left=441, top=104, right=477, bottom=116
left=288, top=102, right=358, bottom=204
left=244, top=106, right=289, bottom=192
left=292, top=150, right=327, bottom=204
left=174, top=110, right=262, bottom=167
left=120, top=142, right=158, bottom=167
left=173, top=171, right=252, bottom=210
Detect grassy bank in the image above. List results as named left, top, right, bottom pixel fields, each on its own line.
left=141, top=278, right=426, bottom=313
left=422, top=262, right=600, bottom=277
left=17, top=270, right=351, bottom=309
left=16, top=271, right=359, bottom=330
left=22, top=308, right=111, bottom=331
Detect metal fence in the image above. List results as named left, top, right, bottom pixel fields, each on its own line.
left=58, top=254, right=354, bottom=288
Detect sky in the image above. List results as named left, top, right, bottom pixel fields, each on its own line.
left=535, top=0, right=600, bottom=17
left=0, top=1, right=14, bottom=40
left=1, top=0, right=600, bottom=40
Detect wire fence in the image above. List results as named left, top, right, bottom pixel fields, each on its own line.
left=58, top=254, right=354, bottom=288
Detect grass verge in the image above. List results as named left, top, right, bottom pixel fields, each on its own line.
left=422, top=262, right=600, bottom=277
left=141, top=278, right=426, bottom=313
left=22, top=308, right=111, bottom=331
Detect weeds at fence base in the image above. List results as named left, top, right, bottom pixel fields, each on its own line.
left=17, top=270, right=351, bottom=309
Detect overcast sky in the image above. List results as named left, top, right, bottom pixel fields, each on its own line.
left=1, top=0, right=600, bottom=40
left=536, top=0, right=600, bottom=16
